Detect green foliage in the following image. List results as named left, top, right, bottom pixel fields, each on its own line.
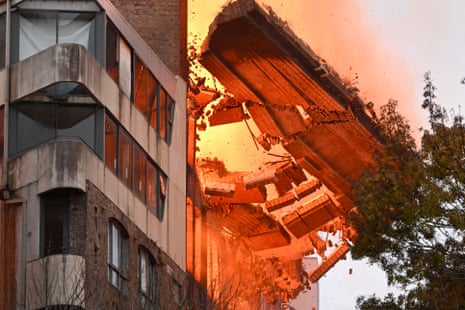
left=356, top=293, right=403, bottom=310
left=351, top=73, right=465, bottom=309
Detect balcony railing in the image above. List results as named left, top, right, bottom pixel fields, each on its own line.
left=26, top=254, right=86, bottom=309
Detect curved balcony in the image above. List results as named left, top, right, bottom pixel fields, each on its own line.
left=26, top=254, right=86, bottom=309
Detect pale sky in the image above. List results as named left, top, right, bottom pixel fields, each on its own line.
left=190, top=1, right=465, bottom=309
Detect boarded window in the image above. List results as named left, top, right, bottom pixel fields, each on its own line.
left=118, top=37, right=132, bottom=98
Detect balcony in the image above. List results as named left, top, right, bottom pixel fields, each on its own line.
left=26, top=254, right=86, bottom=309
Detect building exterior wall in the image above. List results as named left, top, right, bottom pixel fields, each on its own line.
left=0, top=0, right=190, bottom=308
left=110, top=0, right=188, bottom=77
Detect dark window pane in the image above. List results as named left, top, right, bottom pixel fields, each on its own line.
left=133, top=145, right=146, bottom=203
left=12, top=103, right=55, bottom=154
left=42, top=195, right=69, bottom=256
left=159, top=87, right=167, bottom=140
left=118, top=129, right=133, bottom=189
left=167, top=96, right=175, bottom=143
left=57, top=105, right=95, bottom=149
left=157, top=171, right=167, bottom=220
left=105, top=113, right=118, bottom=174
left=146, top=161, right=157, bottom=213
left=134, top=55, right=148, bottom=116
left=106, top=21, right=118, bottom=83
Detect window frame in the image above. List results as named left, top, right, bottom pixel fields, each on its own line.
left=138, top=246, right=158, bottom=306
left=40, top=193, right=70, bottom=257
left=108, top=219, right=129, bottom=293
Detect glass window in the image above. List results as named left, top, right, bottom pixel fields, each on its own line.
left=105, top=113, right=118, bottom=174
left=133, top=145, right=146, bottom=203
left=157, top=171, right=167, bottom=221
left=134, top=55, right=148, bottom=116
left=41, top=194, right=69, bottom=257
left=57, top=105, right=96, bottom=149
left=9, top=102, right=101, bottom=157
left=139, top=247, right=157, bottom=308
left=118, top=129, right=133, bottom=189
left=167, top=96, right=175, bottom=144
left=148, top=73, right=158, bottom=130
left=106, top=20, right=118, bottom=83
left=159, top=87, right=167, bottom=140
left=9, top=103, right=55, bottom=155
left=146, top=161, right=158, bottom=214
left=18, top=11, right=96, bottom=61
left=108, top=220, right=128, bottom=293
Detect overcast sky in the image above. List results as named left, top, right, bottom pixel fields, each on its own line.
left=190, top=1, right=465, bottom=308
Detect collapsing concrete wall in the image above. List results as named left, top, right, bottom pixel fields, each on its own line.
left=187, top=0, right=382, bottom=305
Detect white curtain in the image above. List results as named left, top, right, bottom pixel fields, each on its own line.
left=58, top=14, right=92, bottom=47
left=19, top=16, right=55, bottom=60
left=19, top=14, right=93, bottom=61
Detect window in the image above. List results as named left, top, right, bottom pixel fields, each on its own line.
left=17, top=11, right=96, bottom=61
left=118, top=37, right=132, bottom=98
left=41, top=194, right=69, bottom=256
left=106, top=20, right=118, bottom=83
left=9, top=101, right=102, bottom=157
left=105, top=114, right=118, bottom=174
left=134, top=55, right=148, bottom=116
left=157, top=171, right=167, bottom=221
left=118, top=129, right=133, bottom=189
left=138, top=247, right=157, bottom=308
left=108, top=220, right=128, bottom=293
left=147, top=71, right=158, bottom=129
left=104, top=111, right=169, bottom=220
left=159, top=87, right=167, bottom=140
left=167, top=96, right=175, bottom=144
left=134, top=145, right=147, bottom=202
left=146, top=161, right=158, bottom=214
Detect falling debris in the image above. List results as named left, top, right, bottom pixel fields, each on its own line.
left=187, top=0, right=383, bottom=306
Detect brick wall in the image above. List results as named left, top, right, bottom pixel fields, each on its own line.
left=84, top=181, right=193, bottom=309
left=111, top=0, right=188, bottom=78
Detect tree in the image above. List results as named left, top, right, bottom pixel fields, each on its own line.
left=350, top=72, right=465, bottom=309
left=356, top=293, right=403, bottom=310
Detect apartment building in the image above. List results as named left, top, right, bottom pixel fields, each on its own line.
left=0, top=0, right=189, bottom=309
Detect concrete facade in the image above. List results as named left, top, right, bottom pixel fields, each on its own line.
left=0, top=0, right=190, bottom=309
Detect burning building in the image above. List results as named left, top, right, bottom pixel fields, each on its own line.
left=187, top=0, right=382, bottom=307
